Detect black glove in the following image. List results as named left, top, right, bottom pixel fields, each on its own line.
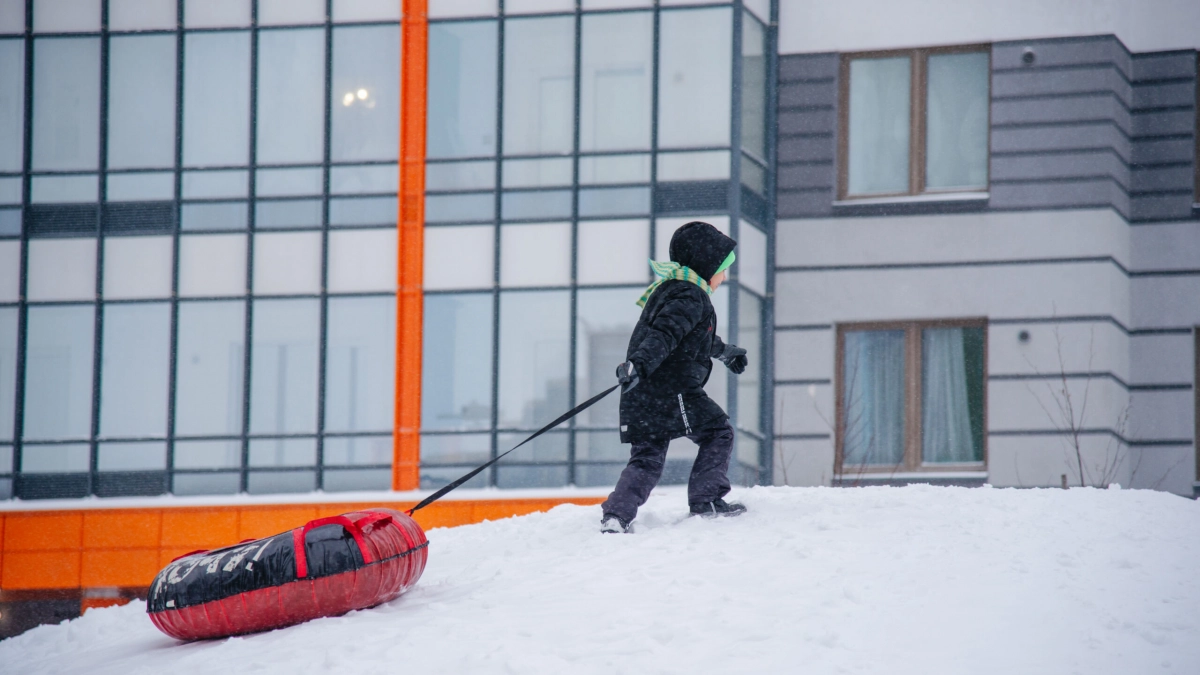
left=717, top=344, right=748, bottom=375
left=615, top=361, right=639, bottom=392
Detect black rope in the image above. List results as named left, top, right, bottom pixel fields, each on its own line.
left=407, top=384, right=621, bottom=515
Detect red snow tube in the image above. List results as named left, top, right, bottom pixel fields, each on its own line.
left=146, top=508, right=428, bottom=640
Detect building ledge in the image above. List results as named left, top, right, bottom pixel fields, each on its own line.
left=834, top=471, right=989, bottom=487
left=832, top=192, right=990, bottom=217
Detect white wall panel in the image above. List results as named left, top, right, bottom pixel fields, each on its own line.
left=774, top=438, right=835, bottom=487
left=1132, top=220, right=1200, bottom=272
left=1128, top=390, right=1193, bottom=441
left=987, top=434, right=1134, bottom=488
left=500, top=223, right=571, bottom=288
left=774, top=329, right=833, bottom=382
left=988, top=321, right=1129, bottom=382
left=1132, top=276, right=1200, bottom=331
left=1130, top=333, right=1194, bottom=386
left=987, top=378, right=1129, bottom=433
left=1127, top=445, right=1195, bottom=494
left=775, top=383, right=835, bottom=437
left=577, top=220, right=649, bottom=285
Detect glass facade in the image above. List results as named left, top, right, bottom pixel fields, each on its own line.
left=1, top=1, right=775, bottom=500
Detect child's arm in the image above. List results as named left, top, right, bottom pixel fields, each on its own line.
left=626, top=290, right=706, bottom=380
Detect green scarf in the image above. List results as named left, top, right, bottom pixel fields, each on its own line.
left=636, top=260, right=712, bottom=308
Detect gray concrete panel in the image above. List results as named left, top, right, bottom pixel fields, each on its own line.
left=778, top=81, right=837, bottom=109
left=778, top=108, right=836, bottom=135
left=1130, top=164, right=1195, bottom=192
left=987, top=433, right=1134, bottom=488
left=777, top=163, right=835, bottom=192
left=778, top=135, right=835, bottom=163
left=1132, top=51, right=1198, bottom=82
left=991, top=94, right=1130, bottom=131
left=989, top=178, right=1128, bottom=215
left=990, top=150, right=1125, bottom=187
left=989, top=377, right=1129, bottom=434
left=1129, top=194, right=1196, bottom=222
left=1127, top=444, right=1194, bottom=494
left=775, top=383, right=835, bottom=437
left=1130, top=137, right=1195, bottom=165
left=993, top=67, right=1131, bottom=107
left=1132, top=109, right=1196, bottom=138
left=991, top=123, right=1130, bottom=159
left=1132, top=275, right=1200, bottom=330
left=992, top=37, right=1129, bottom=78
left=777, top=188, right=834, bottom=218
left=1131, top=220, right=1200, bottom=270
left=1129, top=389, right=1194, bottom=440
left=1130, top=333, right=1194, bottom=386
left=1131, top=81, right=1196, bottom=109
left=779, top=53, right=838, bottom=82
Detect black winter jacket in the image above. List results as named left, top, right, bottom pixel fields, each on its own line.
left=619, top=221, right=736, bottom=443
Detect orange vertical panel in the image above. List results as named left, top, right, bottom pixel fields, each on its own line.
left=394, top=0, right=429, bottom=491
left=160, top=510, right=240, bottom=549
left=3, top=551, right=81, bottom=589
left=3, top=513, right=84, bottom=551
left=83, top=511, right=162, bottom=549
left=81, top=549, right=161, bottom=588
left=237, top=507, right=318, bottom=540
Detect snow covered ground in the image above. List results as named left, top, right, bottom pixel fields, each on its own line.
left=3, top=485, right=1198, bottom=674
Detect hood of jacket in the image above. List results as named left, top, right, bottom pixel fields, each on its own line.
left=668, top=221, right=737, bottom=282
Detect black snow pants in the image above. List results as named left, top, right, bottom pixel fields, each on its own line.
left=601, top=421, right=734, bottom=524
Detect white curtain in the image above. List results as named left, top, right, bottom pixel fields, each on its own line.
left=921, top=328, right=975, bottom=463
left=842, top=331, right=905, bottom=466
left=847, top=56, right=911, bottom=196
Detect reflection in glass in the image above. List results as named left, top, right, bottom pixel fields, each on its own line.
left=842, top=330, right=906, bottom=466
left=497, top=431, right=567, bottom=464
left=252, top=232, right=322, bottom=296
left=427, top=21, right=497, bottom=159
left=250, top=299, right=320, bottom=434
left=33, top=0, right=100, bottom=33
left=421, top=432, right=490, bottom=465
left=30, top=175, right=98, bottom=203
left=255, top=199, right=323, bottom=229
left=182, top=170, right=248, bottom=199
left=327, top=229, right=397, bottom=293
left=0, top=308, right=15, bottom=441
left=258, top=29, right=326, bottom=165
left=926, top=52, right=990, bottom=190
left=577, top=220, right=648, bottom=285
left=736, top=290, right=762, bottom=434
left=500, top=223, right=571, bottom=287
left=184, top=0, right=249, bottom=28
left=921, top=327, right=985, bottom=463
left=23, top=306, right=94, bottom=441
left=257, top=167, right=324, bottom=197
left=500, top=190, right=572, bottom=221
left=740, top=13, right=768, bottom=160
left=108, top=35, right=176, bottom=169
left=503, top=17, right=575, bottom=155
left=497, top=291, right=570, bottom=429
left=422, top=294, right=493, bottom=431
left=183, top=32, right=251, bottom=167
left=98, top=442, right=166, bottom=471
left=331, top=26, right=400, bottom=162
left=174, top=301, right=244, bottom=437
left=21, top=444, right=90, bottom=473
left=100, top=303, right=171, bottom=438
left=325, top=435, right=392, bottom=466
left=0, top=40, right=24, bottom=172
left=178, top=234, right=247, bottom=297
left=109, top=0, right=176, bottom=31
left=173, top=472, right=240, bottom=495
left=106, top=172, right=174, bottom=201
left=258, top=0, right=324, bottom=25
left=329, top=196, right=397, bottom=226
left=580, top=12, right=652, bottom=152
left=248, top=470, right=315, bottom=494
left=575, top=289, right=641, bottom=428
left=330, top=165, right=398, bottom=194
left=426, top=161, right=495, bottom=191
left=425, top=193, right=494, bottom=223
left=26, top=238, right=96, bottom=302
left=181, top=202, right=248, bottom=231
left=847, top=56, right=911, bottom=196
left=658, top=8, right=731, bottom=148
left=657, top=150, right=730, bottom=181
left=578, top=154, right=650, bottom=185
left=249, top=437, right=315, bottom=467
left=32, top=38, right=100, bottom=171
left=578, top=187, right=650, bottom=217
left=326, top=297, right=395, bottom=433
left=497, top=464, right=567, bottom=489
left=502, top=158, right=572, bottom=188
left=174, top=440, right=241, bottom=469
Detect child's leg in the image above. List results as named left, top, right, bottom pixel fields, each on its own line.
left=686, top=421, right=734, bottom=506
left=601, top=438, right=670, bottom=523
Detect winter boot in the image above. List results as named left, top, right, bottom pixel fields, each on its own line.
left=600, top=514, right=631, bottom=534
left=689, top=498, right=747, bottom=519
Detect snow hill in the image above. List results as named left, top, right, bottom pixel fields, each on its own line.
left=3, top=485, right=1199, bottom=675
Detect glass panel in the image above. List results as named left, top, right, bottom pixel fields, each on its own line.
left=578, top=154, right=650, bottom=185
left=330, top=165, right=398, bottom=194
left=258, top=0, right=324, bottom=25
left=184, top=0, right=250, bottom=28
left=503, top=16, right=574, bottom=156
left=505, top=0, right=573, bottom=12
left=658, top=8, right=731, bottom=148
left=33, top=0, right=99, bottom=32
left=329, top=196, right=397, bottom=226
left=0, top=40, right=24, bottom=173
left=0, top=3, right=23, bottom=33
left=183, top=32, right=250, bottom=167
left=23, top=306, right=94, bottom=441
left=421, top=432, right=489, bottom=464
left=502, top=158, right=571, bottom=188
left=0, top=177, right=19, bottom=204
left=255, top=199, right=323, bottom=229
left=497, top=290, right=569, bottom=429
left=106, top=172, right=174, bottom=201
left=0, top=308, right=16, bottom=441
left=252, top=232, right=322, bottom=295
left=496, top=464, right=567, bottom=489
left=847, top=56, right=911, bottom=196
left=575, top=288, right=641, bottom=429
left=427, top=21, right=497, bottom=159
left=181, top=202, right=248, bottom=230
left=578, top=187, right=650, bottom=217
left=21, top=444, right=89, bottom=473
left=174, top=439, right=241, bottom=469
left=30, top=174, right=98, bottom=203
left=258, top=29, right=326, bottom=165
left=247, top=470, right=315, bottom=494
left=426, top=161, right=495, bottom=191
left=501, top=190, right=571, bottom=220
left=496, top=430, right=566, bottom=464
left=0, top=241, right=16, bottom=303
left=500, top=222, right=570, bottom=287
left=331, top=25, right=400, bottom=162
left=422, top=293, right=492, bottom=431
left=99, top=303, right=170, bottom=438
left=926, top=52, right=990, bottom=191
left=108, top=35, right=176, bottom=170
left=103, top=236, right=172, bottom=300
left=249, top=437, right=315, bottom=467
left=580, top=12, right=652, bottom=152
left=736, top=290, right=762, bottom=434
left=324, top=436, right=391, bottom=466
left=740, top=13, right=767, bottom=160
left=705, top=285, right=728, bottom=410
left=98, top=442, right=166, bottom=471
left=740, top=154, right=766, bottom=195
left=0, top=445, right=10, bottom=473
left=109, top=0, right=176, bottom=31
left=182, top=170, right=248, bottom=199
left=172, top=471, right=239, bottom=495
left=577, top=220, right=648, bottom=285
left=257, top=168, right=324, bottom=197
left=327, top=229, right=396, bottom=293
left=332, top=0, right=401, bottom=22
left=179, top=234, right=247, bottom=297
left=737, top=219, right=766, bottom=295
left=423, top=225, right=494, bottom=290
left=26, top=238, right=96, bottom=302
left=921, top=326, right=985, bottom=463
left=324, top=468, right=390, bottom=492
left=429, top=0, right=497, bottom=18
left=249, top=299, right=320, bottom=434
left=174, top=301, right=244, bottom=436
left=842, top=330, right=906, bottom=466
left=425, top=193, right=494, bottom=223
left=325, top=297, right=394, bottom=432
left=657, top=150, right=730, bottom=181
left=0, top=209, right=19, bottom=235
left=32, top=38, right=100, bottom=171
left=575, top=429, right=625, bottom=461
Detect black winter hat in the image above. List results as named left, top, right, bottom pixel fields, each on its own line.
left=668, top=221, right=737, bottom=282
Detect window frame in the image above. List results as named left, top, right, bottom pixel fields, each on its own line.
left=834, top=317, right=989, bottom=477
left=837, top=44, right=992, bottom=201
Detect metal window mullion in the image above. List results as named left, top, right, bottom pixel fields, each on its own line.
left=759, top=0, right=779, bottom=486
left=489, top=9, right=505, bottom=488
left=725, top=4, right=743, bottom=466
left=316, top=3, right=334, bottom=490
left=239, top=12, right=260, bottom=493
left=169, top=0, right=185, bottom=492
left=88, top=3, right=112, bottom=495
left=648, top=4, right=660, bottom=254
left=12, top=0, right=33, bottom=496
left=566, top=6, right=582, bottom=486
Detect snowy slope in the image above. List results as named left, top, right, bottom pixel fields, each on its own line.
left=3, top=485, right=1198, bottom=675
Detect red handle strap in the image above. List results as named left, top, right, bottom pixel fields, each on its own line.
left=292, top=512, right=393, bottom=579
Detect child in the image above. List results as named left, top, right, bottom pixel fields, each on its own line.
left=601, top=221, right=749, bottom=534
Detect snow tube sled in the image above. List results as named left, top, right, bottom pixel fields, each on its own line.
left=146, top=508, right=428, bottom=640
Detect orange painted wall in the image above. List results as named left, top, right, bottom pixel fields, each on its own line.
left=0, top=497, right=604, bottom=592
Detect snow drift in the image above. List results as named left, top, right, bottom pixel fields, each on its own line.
left=2, top=485, right=1198, bottom=675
